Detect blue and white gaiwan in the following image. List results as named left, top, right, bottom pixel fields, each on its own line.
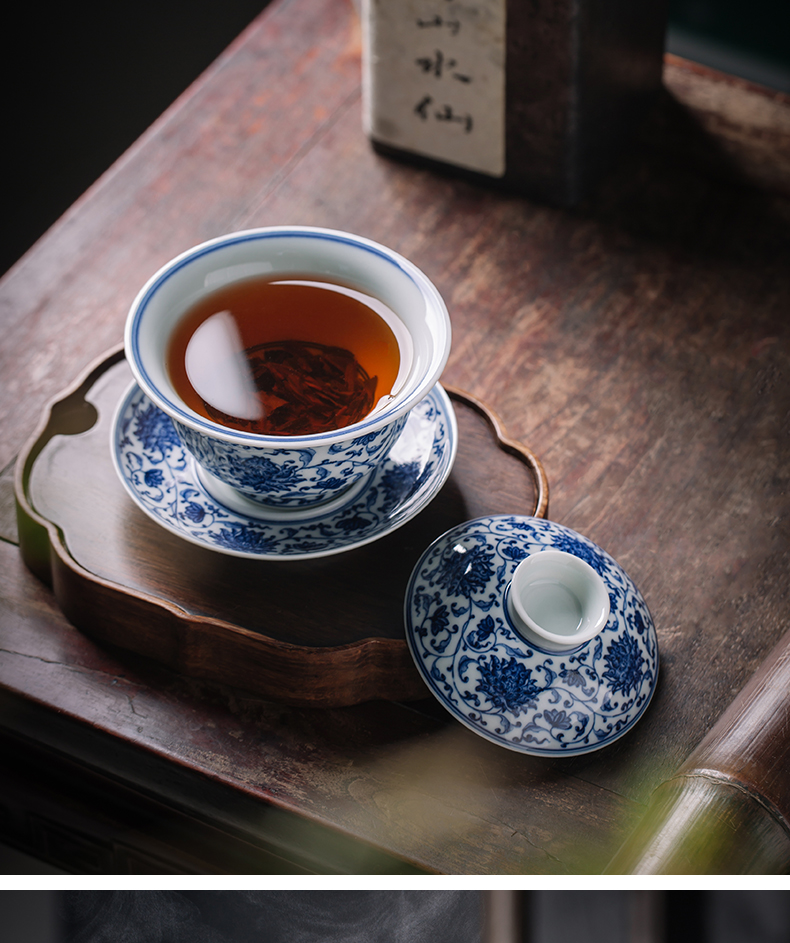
left=405, top=515, right=659, bottom=756
left=124, top=227, right=452, bottom=510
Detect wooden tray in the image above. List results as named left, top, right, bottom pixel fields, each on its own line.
left=15, top=346, right=548, bottom=707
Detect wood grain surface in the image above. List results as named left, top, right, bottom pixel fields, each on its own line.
left=1, top=0, right=790, bottom=872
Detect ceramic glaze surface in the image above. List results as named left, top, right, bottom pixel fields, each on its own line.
left=405, top=515, right=658, bottom=755
left=113, top=383, right=457, bottom=559
left=124, top=227, right=452, bottom=507
left=173, top=412, right=409, bottom=507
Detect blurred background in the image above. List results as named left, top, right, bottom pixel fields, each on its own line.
left=1, top=0, right=788, bottom=279
left=667, top=0, right=790, bottom=90
left=2, top=1, right=269, bottom=279
left=1, top=890, right=790, bottom=943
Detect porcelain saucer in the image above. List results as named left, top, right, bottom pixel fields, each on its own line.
left=404, top=515, right=658, bottom=756
left=112, top=382, right=457, bottom=559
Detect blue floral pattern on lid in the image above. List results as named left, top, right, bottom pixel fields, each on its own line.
left=405, top=515, right=658, bottom=755
left=112, top=383, right=457, bottom=560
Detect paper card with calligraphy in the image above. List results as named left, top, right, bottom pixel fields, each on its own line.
left=362, top=0, right=506, bottom=177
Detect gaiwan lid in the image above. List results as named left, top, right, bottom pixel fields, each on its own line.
left=404, top=515, right=658, bottom=756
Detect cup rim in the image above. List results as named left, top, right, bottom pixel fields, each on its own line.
left=509, top=549, right=611, bottom=648
left=124, top=226, right=452, bottom=446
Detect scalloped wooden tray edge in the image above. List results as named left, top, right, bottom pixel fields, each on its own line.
left=15, top=345, right=549, bottom=707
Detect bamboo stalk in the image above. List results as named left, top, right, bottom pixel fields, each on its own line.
left=483, top=892, right=523, bottom=943
left=607, top=629, right=790, bottom=873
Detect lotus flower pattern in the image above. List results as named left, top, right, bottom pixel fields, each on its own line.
left=405, top=515, right=658, bottom=756
left=114, top=383, right=456, bottom=560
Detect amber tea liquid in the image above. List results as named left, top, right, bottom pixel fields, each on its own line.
left=167, top=276, right=405, bottom=436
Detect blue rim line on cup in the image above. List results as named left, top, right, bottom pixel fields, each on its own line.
left=125, top=226, right=451, bottom=445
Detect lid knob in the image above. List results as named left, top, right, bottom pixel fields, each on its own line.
left=507, top=549, right=610, bottom=651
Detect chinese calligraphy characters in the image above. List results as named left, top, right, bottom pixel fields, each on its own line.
left=413, top=5, right=475, bottom=133
left=363, top=0, right=505, bottom=177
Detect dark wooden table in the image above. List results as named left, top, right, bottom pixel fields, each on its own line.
left=2, top=0, right=790, bottom=874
